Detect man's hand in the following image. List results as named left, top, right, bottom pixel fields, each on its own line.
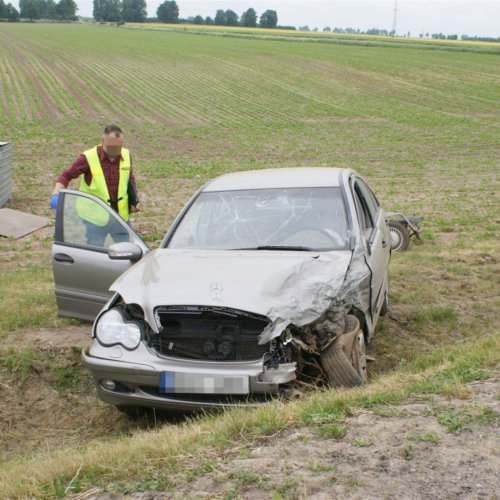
left=50, top=194, right=59, bottom=209
left=130, top=205, right=140, bottom=213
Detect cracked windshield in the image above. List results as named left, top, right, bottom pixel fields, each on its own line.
left=168, top=187, right=350, bottom=251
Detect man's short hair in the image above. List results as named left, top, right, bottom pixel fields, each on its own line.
left=104, top=124, right=123, bottom=135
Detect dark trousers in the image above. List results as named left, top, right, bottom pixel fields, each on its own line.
left=84, top=220, right=131, bottom=248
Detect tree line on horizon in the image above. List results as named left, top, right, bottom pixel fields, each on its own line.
left=0, top=0, right=77, bottom=21
left=156, top=4, right=280, bottom=29
left=93, top=0, right=280, bottom=29
left=0, top=0, right=19, bottom=20
left=1, top=0, right=498, bottom=42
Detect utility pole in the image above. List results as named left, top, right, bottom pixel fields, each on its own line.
left=392, top=0, right=398, bottom=35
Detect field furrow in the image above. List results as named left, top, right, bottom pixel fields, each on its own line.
left=109, top=58, right=203, bottom=123
left=70, top=55, right=132, bottom=118
left=27, top=52, right=79, bottom=117
left=1, top=32, right=54, bottom=121
left=175, top=59, right=297, bottom=122
left=214, top=58, right=350, bottom=119
left=141, top=60, right=241, bottom=124
left=0, top=52, right=14, bottom=121
left=47, top=50, right=114, bottom=118
left=17, top=49, right=67, bottom=120
left=1, top=52, right=32, bottom=122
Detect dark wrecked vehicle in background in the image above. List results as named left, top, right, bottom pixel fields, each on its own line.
left=52, top=168, right=391, bottom=412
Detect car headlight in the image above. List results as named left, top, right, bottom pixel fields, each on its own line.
left=95, top=309, right=141, bottom=350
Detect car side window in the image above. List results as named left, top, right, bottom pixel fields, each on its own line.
left=352, top=181, right=373, bottom=238
left=357, top=178, right=380, bottom=218
left=59, top=192, right=131, bottom=250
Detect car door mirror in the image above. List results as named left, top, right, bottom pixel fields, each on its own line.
left=108, top=242, right=143, bottom=262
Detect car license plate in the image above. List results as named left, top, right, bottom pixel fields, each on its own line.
left=160, top=371, right=249, bottom=395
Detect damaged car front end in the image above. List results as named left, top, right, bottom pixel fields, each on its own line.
left=54, top=167, right=390, bottom=412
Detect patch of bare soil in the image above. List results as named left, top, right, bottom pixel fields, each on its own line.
left=118, top=380, right=499, bottom=499
left=0, top=326, right=155, bottom=461
left=3, top=324, right=91, bottom=350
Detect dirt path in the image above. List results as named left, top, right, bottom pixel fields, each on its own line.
left=107, top=379, right=499, bottom=499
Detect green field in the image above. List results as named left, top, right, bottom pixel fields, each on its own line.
left=0, top=23, right=499, bottom=496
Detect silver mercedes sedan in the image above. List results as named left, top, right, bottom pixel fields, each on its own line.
left=52, top=168, right=391, bottom=412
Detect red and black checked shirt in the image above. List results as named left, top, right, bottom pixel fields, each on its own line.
left=57, top=145, right=138, bottom=212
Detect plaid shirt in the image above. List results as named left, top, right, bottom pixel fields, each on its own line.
left=57, top=145, right=138, bottom=212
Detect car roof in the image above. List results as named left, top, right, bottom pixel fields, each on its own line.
left=203, top=167, right=350, bottom=192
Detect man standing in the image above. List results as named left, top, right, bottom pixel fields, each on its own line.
left=51, top=125, right=139, bottom=246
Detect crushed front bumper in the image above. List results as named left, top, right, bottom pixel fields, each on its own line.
left=82, top=340, right=296, bottom=411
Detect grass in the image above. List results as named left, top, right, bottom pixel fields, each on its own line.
left=402, top=444, right=414, bottom=460
left=0, top=345, right=94, bottom=393
left=311, top=424, right=348, bottom=439
left=0, top=330, right=497, bottom=496
left=409, top=431, right=440, bottom=444
left=0, top=347, right=42, bottom=382
left=352, top=437, right=374, bottom=447
left=0, top=22, right=498, bottom=496
left=432, top=404, right=499, bottom=434
left=124, top=23, right=500, bottom=52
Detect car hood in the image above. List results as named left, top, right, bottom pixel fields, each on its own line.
left=111, top=249, right=361, bottom=342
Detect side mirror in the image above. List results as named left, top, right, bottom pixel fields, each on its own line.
left=108, top=242, right=143, bottom=262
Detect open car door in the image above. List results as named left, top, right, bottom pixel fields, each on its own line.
left=52, top=189, right=149, bottom=321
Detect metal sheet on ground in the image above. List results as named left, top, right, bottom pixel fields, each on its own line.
left=0, top=208, right=49, bottom=239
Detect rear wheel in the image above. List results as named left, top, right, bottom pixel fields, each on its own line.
left=320, top=315, right=368, bottom=387
left=388, top=221, right=410, bottom=252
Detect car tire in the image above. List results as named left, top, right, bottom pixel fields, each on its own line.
left=320, top=315, right=368, bottom=388
left=388, top=221, right=410, bottom=252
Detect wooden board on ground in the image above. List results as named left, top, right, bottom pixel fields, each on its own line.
left=0, top=208, right=49, bottom=239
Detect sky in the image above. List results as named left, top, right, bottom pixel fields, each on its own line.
left=21, top=0, right=500, bottom=37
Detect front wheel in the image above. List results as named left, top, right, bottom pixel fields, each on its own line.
left=320, top=315, right=368, bottom=387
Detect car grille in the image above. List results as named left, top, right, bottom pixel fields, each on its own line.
left=150, top=306, right=270, bottom=361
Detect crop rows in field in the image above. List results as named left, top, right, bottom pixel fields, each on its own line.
left=0, top=24, right=499, bottom=128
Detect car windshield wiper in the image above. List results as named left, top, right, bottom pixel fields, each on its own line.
left=235, top=245, right=315, bottom=251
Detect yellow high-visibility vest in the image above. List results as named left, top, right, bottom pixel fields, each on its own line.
left=76, top=146, right=130, bottom=226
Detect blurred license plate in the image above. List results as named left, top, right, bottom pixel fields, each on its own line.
left=160, top=371, right=249, bottom=394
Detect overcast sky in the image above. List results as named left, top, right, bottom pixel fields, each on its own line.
left=27, top=1, right=500, bottom=37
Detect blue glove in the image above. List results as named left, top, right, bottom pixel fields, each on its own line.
left=50, top=194, right=59, bottom=209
